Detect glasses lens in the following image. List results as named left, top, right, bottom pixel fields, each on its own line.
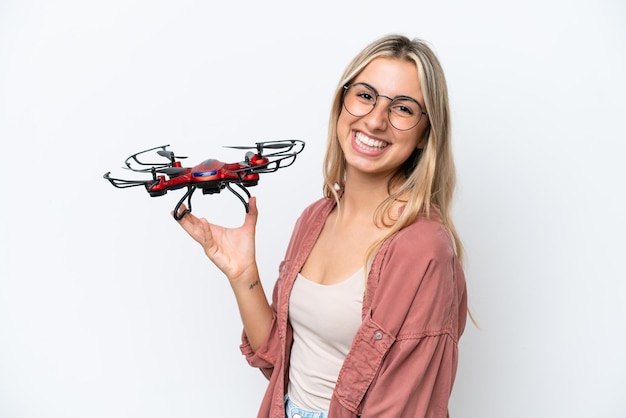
left=388, top=98, right=423, bottom=130
left=343, top=83, right=425, bottom=130
left=343, top=84, right=377, bottom=117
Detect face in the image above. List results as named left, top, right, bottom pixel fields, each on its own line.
left=337, top=57, right=428, bottom=180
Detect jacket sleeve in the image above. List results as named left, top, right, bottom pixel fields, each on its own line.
left=334, top=220, right=467, bottom=417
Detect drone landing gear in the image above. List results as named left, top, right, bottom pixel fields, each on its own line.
left=225, top=182, right=251, bottom=213
left=172, top=182, right=252, bottom=220
left=173, top=185, right=196, bottom=221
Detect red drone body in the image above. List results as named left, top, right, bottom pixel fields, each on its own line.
left=104, top=140, right=304, bottom=219
left=145, top=156, right=267, bottom=196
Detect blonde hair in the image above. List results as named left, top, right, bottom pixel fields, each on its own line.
left=323, top=34, right=464, bottom=265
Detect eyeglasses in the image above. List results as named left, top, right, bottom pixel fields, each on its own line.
left=342, top=83, right=427, bottom=131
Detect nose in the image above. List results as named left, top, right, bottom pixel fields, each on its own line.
left=364, top=95, right=392, bottom=130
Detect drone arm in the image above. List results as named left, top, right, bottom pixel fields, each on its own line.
left=241, top=153, right=299, bottom=175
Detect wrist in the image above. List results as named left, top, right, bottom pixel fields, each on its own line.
left=228, top=267, right=261, bottom=291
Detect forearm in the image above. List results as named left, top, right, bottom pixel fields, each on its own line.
left=230, top=268, right=274, bottom=352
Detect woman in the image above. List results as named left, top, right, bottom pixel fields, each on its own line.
left=176, top=34, right=467, bottom=417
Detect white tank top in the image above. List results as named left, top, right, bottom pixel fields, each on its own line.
left=287, top=268, right=365, bottom=411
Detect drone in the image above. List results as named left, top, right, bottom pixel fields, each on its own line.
left=103, top=139, right=305, bottom=220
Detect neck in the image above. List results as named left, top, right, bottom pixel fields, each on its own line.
left=337, top=170, right=395, bottom=223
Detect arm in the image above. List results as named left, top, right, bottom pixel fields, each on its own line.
left=240, top=197, right=335, bottom=376
left=174, top=197, right=273, bottom=352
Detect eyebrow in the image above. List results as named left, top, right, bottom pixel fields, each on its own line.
left=356, top=81, right=422, bottom=106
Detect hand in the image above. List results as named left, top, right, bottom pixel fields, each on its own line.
left=174, top=197, right=259, bottom=284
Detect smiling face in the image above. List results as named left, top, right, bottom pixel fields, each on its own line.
left=337, top=57, right=429, bottom=181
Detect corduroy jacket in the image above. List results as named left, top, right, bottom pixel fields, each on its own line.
left=241, top=197, right=467, bottom=417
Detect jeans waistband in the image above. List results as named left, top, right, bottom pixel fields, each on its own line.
left=285, top=394, right=329, bottom=418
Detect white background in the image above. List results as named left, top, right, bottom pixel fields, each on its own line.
left=1, top=0, right=625, bottom=417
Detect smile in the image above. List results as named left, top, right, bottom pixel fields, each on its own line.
left=354, top=132, right=389, bottom=151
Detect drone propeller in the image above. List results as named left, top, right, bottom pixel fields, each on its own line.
left=156, top=166, right=189, bottom=176
left=225, top=140, right=303, bottom=154
left=157, top=149, right=188, bottom=161
left=123, top=144, right=188, bottom=172
left=226, top=144, right=292, bottom=150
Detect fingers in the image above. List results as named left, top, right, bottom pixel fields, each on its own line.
left=173, top=205, right=205, bottom=230
left=173, top=198, right=257, bottom=242
left=197, top=217, right=214, bottom=249
left=172, top=204, right=210, bottom=242
left=172, top=204, right=186, bottom=221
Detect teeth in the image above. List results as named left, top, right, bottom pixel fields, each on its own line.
left=355, top=132, right=388, bottom=150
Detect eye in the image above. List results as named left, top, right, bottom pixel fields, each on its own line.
left=391, top=98, right=420, bottom=117
left=350, top=84, right=377, bottom=104
left=394, top=104, right=414, bottom=115
left=357, top=91, right=374, bottom=101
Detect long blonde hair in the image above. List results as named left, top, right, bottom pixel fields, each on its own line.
left=323, top=34, right=464, bottom=264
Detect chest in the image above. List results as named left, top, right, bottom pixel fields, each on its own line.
left=289, top=269, right=365, bottom=349
left=300, top=219, right=387, bottom=285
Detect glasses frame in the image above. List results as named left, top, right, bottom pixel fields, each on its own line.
left=342, top=82, right=428, bottom=131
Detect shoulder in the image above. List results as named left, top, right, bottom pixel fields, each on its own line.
left=371, top=208, right=459, bottom=291
left=389, top=212, right=456, bottom=261
left=292, top=196, right=335, bottom=231
left=282, top=196, right=335, bottom=258
left=299, top=195, right=334, bottom=216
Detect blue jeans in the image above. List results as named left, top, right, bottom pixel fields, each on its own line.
left=285, top=395, right=329, bottom=418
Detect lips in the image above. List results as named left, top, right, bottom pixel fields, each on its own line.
left=354, top=131, right=389, bottom=152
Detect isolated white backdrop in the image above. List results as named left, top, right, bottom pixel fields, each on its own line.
left=1, top=0, right=625, bottom=417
